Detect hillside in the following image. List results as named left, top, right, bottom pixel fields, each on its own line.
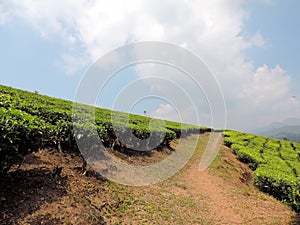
left=224, top=130, right=300, bottom=212
left=1, top=134, right=299, bottom=224
left=253, top=118, right=300, bottom=142
left=0, top=84, right=207, bottom=175
left=259, top=125, right=300, bottom=142
left=0, top=84, right=300, bottom=224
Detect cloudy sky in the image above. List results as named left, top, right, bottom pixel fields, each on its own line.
left=0, top=0, right=299, bottom=132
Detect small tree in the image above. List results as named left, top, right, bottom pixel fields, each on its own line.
left=283, top=137, right=289, bottom=141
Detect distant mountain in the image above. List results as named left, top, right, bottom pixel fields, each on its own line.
left=252, top=118, right=300, bottom=142
left=258, top=125, right=300, bottom=142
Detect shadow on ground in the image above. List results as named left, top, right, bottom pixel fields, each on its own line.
left=290, top=214, right=300, bottom=225
left=0, top=168, right=67, bottom=224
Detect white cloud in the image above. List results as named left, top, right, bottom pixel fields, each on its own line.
left=239, top=65, right=291, bottom=109
left=228, top=65, right=298, bottom=130
left=1, top=0, right=249, bottom=63
left=151, top=103, right=212, bottom=128
left=0, top=2, right=10, bottom=25
left=152, top=103, right=177, bottom=119
left=1, top=0, right=298, bottom=131
left=250, top=32, right=266, bottom=47
left=55, top=53, right=90, bottom=76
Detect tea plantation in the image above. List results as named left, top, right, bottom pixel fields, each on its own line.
left=224, top=130, right=300, bottom=212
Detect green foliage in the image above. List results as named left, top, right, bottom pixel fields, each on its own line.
left=231, top=144, right=265, bottom=170
left=0, top=107, right=49, bottom=173
left=225, top=130, right=300, bottom=212
left=224, top=130, right=255, bottom=147
left=254, top=165, right=300, bottom=211
left=0, top=84, right=207, bottom=175
left=265, top=139, right=280, bottom=151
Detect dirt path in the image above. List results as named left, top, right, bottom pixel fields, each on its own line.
left=179, top=134, right=294, bottom=224
left=1, top=133, right=299, bottom=224
left=124, top=133, right=299, bottom=224
left=198, top=131, right=223, bottom=171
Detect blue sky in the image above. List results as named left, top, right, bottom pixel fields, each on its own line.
left=0, top=0, right=299, bottom=131
left=0, top=18, right=81, bottom=100
left=243, top=0, right=300, bottom=94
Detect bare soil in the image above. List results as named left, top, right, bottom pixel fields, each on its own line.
left=0, top=133, right=299, bottom=224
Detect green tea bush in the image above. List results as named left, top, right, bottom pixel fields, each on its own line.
left=225, top=129, right=300, bottom=212
left=0, top=84, right=207, bottom=174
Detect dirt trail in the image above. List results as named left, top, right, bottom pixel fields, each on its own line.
left=189, top=133, right=257, bottom=223
left=198, top=131, right=223, bottom=171
left=177, top=134, right=297, bottom=224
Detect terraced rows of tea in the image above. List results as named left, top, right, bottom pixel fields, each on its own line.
left=224, top=130, right=300, bottom=212
left=0, top=84, right=208, bottom=175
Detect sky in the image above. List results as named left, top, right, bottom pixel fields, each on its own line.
left=0, top=0, right=299, bottom=132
